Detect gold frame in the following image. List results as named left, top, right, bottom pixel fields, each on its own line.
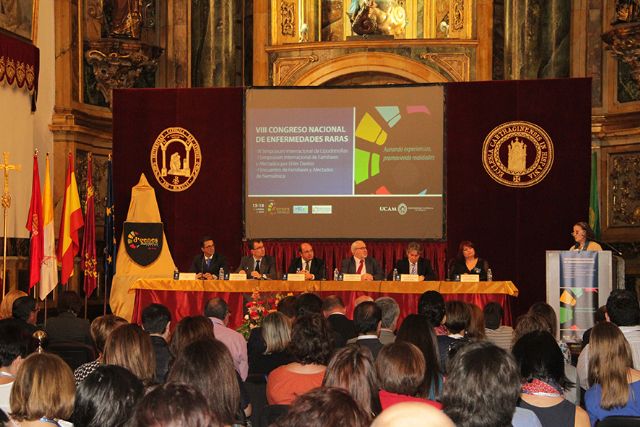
left=424, top=0, right=473, bottom=39
left=0, top=0, right=39, bottom=43
left=342, top=0, right=417, bottom=39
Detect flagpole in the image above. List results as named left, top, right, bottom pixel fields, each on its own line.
left=0, top=152, right=21, bottom=296
left=43, top=297, right=47, bottom=328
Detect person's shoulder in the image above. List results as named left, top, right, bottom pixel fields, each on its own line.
left=512, top=407, right=543, bottom=427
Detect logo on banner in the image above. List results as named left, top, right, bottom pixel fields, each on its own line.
left=150, top=127, right=202, bottom=192
left=482, top=121, right=554, bottom=188
left=124, top=222, right=163, bottom=266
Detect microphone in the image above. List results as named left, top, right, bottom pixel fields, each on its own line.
left=591, top=239, right=623, bottom=257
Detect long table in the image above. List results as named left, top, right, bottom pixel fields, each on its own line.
left=130, top=280, right=518, bottom=329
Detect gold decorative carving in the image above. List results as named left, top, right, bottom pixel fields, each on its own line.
left=273, top=55, right=319, bottom=86
left=609, top=151, right=640, bottom=226
left=452, top=0, right=464, bottom=31
left=602, top=22, right=640, bottom=86
left=419, top=52, right=470, bottom=81
left=280, top=2, right=296, bottom=36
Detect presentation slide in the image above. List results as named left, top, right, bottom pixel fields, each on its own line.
left=245, top=86, right=444, bottom=239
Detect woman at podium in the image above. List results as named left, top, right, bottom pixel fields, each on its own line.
left=570, top=222, right=602, bottom=251
left=448, top=241, right=490, bottom=281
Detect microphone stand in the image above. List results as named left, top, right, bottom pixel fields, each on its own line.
left=593, top=239, right=623, bottom=257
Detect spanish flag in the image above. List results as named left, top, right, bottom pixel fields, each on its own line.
left=57, top=153, right=83, bottom=285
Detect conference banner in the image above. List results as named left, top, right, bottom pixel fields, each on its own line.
left=558, top=251, right=599, bottom=341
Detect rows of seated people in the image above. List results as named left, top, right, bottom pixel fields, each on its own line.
left=0, top=288, right=639, bottom=426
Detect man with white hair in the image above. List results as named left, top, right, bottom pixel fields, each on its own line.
left=340, top=240, right=384, bottom=281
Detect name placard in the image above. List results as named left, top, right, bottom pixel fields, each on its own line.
left=342, top=273, right=362, bottom=282
left=228, top=273, right=247, bottom=281
left=400, top=274, right=420, bottom=282
left=287, top=273, right=306, bottom=281
left=460, top=274, right=480, bottom=282
left=178, top=272, right=196, bottom=280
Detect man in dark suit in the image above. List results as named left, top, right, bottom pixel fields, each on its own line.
left=237, top=239, right=277, bottom=279
left=352, top=301, right=383, bottom=359
left=141, top=303, right=172, bottom=384
left=340, top=240, right=385, bottom=281
left=287, top=242, right=326, bottom=280
left=189, top=236, right=227, bottom=279
left=44, top=291, right=91, bottom=345
left=322, top=295, right=357, bottom=348
left=390, top=241, right=436, bottom=281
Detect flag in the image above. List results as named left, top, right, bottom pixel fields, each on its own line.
left=40, top=154, right=57, bottom=299
left=25, top=153, right=43, bottom=290
left=589, top=151, right=600, bottom=240
left=57, top=153, right=84, bottom=285
left=81, top=154, right=97, bottom=297
left=104, top=154, right=116, bottom=295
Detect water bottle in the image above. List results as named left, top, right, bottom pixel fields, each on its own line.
left=333, top=268, right=340, bottom=281
left=393, top=268, right=399, bottom=281
left=486, top=268, right=493, bottom=282
left=173, top=268, right=179, bottom=280
left=218, top=267, right=225, bottom=281
left=282, top=273, right=288, bottom=280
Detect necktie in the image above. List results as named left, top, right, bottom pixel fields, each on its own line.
left=411, top=263, right=417, bottom=275
left=304, top=261, right=310, bottom=271
left=206, top=258, right=211, bottom=268
left=356, top=259, right=364, bottom=274
left=254, top=260, right=261, bottom=272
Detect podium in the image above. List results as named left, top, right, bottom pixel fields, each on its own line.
left=546, top=250, right=622, bottom=343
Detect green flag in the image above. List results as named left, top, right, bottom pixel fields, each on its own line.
left=589, top=152, right=600, bottom=239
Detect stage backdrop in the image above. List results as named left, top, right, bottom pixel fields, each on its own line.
left=113, top=79, right=591, bottom=317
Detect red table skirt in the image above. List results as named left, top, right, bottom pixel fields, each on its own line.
left=130, top=280, right=517, bottom=329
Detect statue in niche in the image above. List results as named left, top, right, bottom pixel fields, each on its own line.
left=613, top=0, right=640, bottom=24
left=350, top=0, right=407, bottom=37
left=103, top=0, right=144, bottom=39
left=321, top=0, right=344, bottom=41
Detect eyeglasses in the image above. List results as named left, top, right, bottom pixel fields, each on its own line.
left=252, top=245, right=265, bottom=250
left=354, top=246, right=367, bottom=250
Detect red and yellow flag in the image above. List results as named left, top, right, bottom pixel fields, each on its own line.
left=81, top=154, right=97, bottom=297
left=25, top=153, right=43, bottom=289
left=57, top=153, right=84, bottom=285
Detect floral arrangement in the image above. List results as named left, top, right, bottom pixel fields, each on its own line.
left=237, top=290, right=290, bottom=339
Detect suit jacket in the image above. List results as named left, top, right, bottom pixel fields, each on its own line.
left=45, top=312, right=92, bottom=345
left=340, top=257, right=385, bottom=280
left=327, top=313, right=357, bottom=348
left=355, top=337, right=384, bottom=360
left=237, top=255, right=277, bottom=279
left=189, top=253, right=227, bottom=276
left=287, top=257, right=326, bottom=280
left=390, top=257, right=436, bottom=280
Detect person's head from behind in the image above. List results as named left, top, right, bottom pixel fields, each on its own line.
left=466, top=303, right=485, bottom=340
left=0, top=290, right=27, bottom=320
left=588, top=322, right=634, bottom=409
left=277, top=295, right=298, bottom=320
left=441, top=341, right=520, bottom=427
left=103, top=323, right=156, bottom=386
left=323, top=345, right=378, bottom=415
left=10, top=353, right=75, bottom=422
left=512, top=313, right=549, bottom=347
left=134, top=383, right=221, bottom=427
left=528, top=302, right=559, bottom=338
left=375, top=297, right=400, bottom=331
left=606, top=289, right=640, bottom=327
left=371, top=402, right=455, bottom=427
left=167, top=338, right=239, bottom=425
left=0, top=322, right=28, bottom=373
left=169, top=315, right=215, bottom=357
left=12, top=297, right=37, bottom=324
left=512, top=330, right=570, bottom=390
left=376, top=341, right=425, bottom=398
left=72, top=365, right=144, bottom=427
left=141, top=303, right=172, bottom=339
left=90, top=315, right=128, bottom=355
left=444, top=300, right=470, bottom=335
left=58, top=291, right=83, bottom=315
left=353, top=301, right=382, bottom=336
left=396, top=314, right=441, bottom=397
left=417, top=291, right=445, bottom=326
left=296, top=292, right=323, bottom=317
left=322, top=295, right=347, bottom=317
left=262, top=311, right=291, bottom=354
left=272, top=387, right=371, bottom=427
left=204, top=297, right=229, bottom=323
left=482, top=302, right=504, bottom=330
left=289, top=313, right=332, bottom=365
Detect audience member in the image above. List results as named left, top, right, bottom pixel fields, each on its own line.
left=167, top=339, right=247, bottom=425
left=103, top=323, right=156, bottom=388
left=512, top=313, right=550, bottom=348
left=247, top=295, right=297, bottom=361
left=323, top=345, right=381, bottom=416
left=396, top=314, right=442, bottom=400
left=272, top=387, right=371, bottom=427
left=371, top=402, right=455, bottom=427
left=528, top=302, right=571, bottom=363
left=0, top=290, right=27, bottom=320
left=295, top=292, right=323, bottom=317
left=7, top=297, right=39, bottom=338
left=376, top=341, right=441, bottom=410
left=267, top=314, right=332, bottom=404
left=441, top=341, right=542, bottom=427
left=351, top=301, right=383, bottom=359
left=169, top=315, right=215, bottom=357
left=512, top=331, right=588, bottom=427
left=418, top=290, right=448, bottom=335
left=438, top=300, right=470, bottom=368
left=340, top=240, right=385, bottom=281
left=204, top=297, right=248, bottom=380
left=322, top=295, right=357, bottom=348
left=466, top=303, right=486, bottom=340
left=134, top=383, right=221, bottom=427
left=45, top=291, right=91, bottom=345
left=74, top=314, right=127, bottom=384
left=9, top=353, right=75, bottom=426
left=353, top=294, right=374, bottom=307
left=580, top=305, right=607, bottom=349
left=585, top=322, right=640, bottom=423
left=375, top=296, right=400, bottom=345
left=0, top=323, right=28, bottom=413
left=71, top=365, right=144, bottom=427
left=141, top=303, right=172, bottom=384
left=483, top=301, right=513, bottom=350
left=249, top=311, right=293, bottom=376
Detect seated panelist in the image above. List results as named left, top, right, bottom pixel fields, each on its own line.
left=389, top=242, right=436, bottom=281
left=237, top=239, right=277, bottom=279
left=189, top=236, right=227, bottom=280
left=287, top=242, right=326, bottom=280
left=340, top=240, right=385, bottom=281
left=448, top=240, right=490, bottom=281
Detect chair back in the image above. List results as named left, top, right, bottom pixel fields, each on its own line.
left=47, top=341, right=96, bottom=370
left=596, top=416, right=640, bottom=427
left=258, top=404, right=289, bottom=427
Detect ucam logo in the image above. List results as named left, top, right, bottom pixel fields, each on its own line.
left=379, top=206, right=397, bottom=212
left=379, top=204, right=408, bottom=215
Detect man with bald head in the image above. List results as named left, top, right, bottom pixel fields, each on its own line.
left=340, top=240, right=384, bottom=281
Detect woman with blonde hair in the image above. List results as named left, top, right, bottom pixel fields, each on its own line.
left=0, top=290, right=27, bottom=320
left=103, top=323, right=156, bottom=387
left=9, top=352, right=75, bottom=426
left=169, top=315, right=215, bottom=357
left=585, top=322, right=640, bottom=423
left=249, top=311, right=292, bottom=376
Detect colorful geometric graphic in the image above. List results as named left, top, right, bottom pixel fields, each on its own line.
left=560, top=290, right=577, bottom=306
left=355, top=113, right=388, bottom=146
left=376, top=106, right=402, bottom=128
left=559, top=306, right=573, bottom=324
left=355, top=149, right=380, bottom=185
